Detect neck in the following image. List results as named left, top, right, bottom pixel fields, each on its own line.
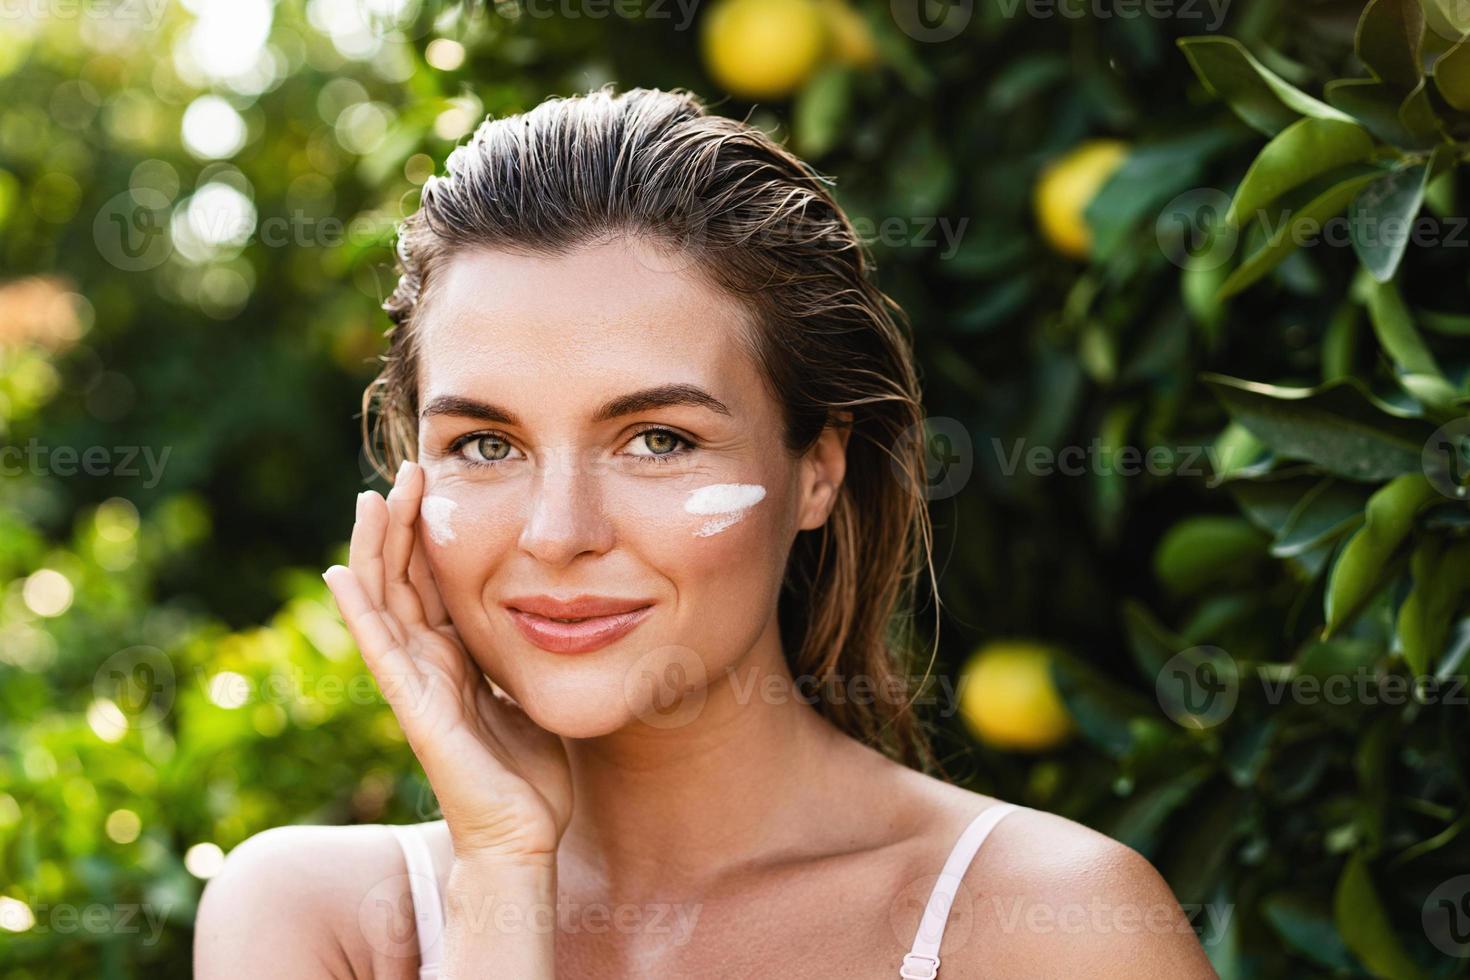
left=556, top=618, right=856, bottom=893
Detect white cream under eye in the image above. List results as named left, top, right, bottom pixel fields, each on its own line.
left=684, top=483, right=767, bottom=537
left=421, top=495, right=459, bottom=545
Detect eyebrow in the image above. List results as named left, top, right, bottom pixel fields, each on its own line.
left=419, top=383, right=731, bottom=426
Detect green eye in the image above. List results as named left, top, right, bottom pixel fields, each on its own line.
left=471, top=435, right=512, bottom=461
left=642, top=430, right=680, bottom=455
left=625, top=429, right=691, bottom=460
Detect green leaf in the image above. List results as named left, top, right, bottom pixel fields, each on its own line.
left=1356, top=0, right=1425, bottom=89
left=1121, top=599, right=1187, bottom=682
left=1333, top=852, right=1427, bottom=979
left=1323, top=301, right=1361, bottom=382
left=1298, top=636, right=1386, bottom=678
left=1398, top=78, right=1446, bottom=145
left=1223, top=476, right=1358, bottom=564
left=1262, top=890, right=1359, bottom=971
left=1434, top=36, right=1470, bottom=111
left=1324, top=474, right=1437, bottom=633
left=1202, top=882, right=1246, bottom=979
left=1325, top=78, right=1427, bottom=147
left=793, top=65, right=852, bottom=159
left=1228, top=118, right=1376, bottom=227
left=1086, top=130, right=1236, bottom=260
left=1050, top=653, right=1154, bottom=760
left=1210, top=421, right=1268, bottom=482
left=1203, top=374, right=1437, bottom=481
left=1218, top=168, right=1383, bottom=299
left=1273, top=478, right=1372, bottom=557
left=1165, top=795, right=1246, bottom=908
left=1178, top=37, right=1355, bottom=136
left=1228, top=475, right=1321, bottom=537
left=1362, top=276, right=1461, bottom=414
left=1154, top=515, right=1268, bottom=596
left=1425, top=0, right=1470, bottom=40
left=1100, top=765, right=1212, bottom=855
left=1397, top=538, right=1470, bottom=674
left=1420, top=308, right=1470, bottom=335
left=1364, top=278, right=1442, bottom=377
left=1350, top=156, right=1442, bottom=282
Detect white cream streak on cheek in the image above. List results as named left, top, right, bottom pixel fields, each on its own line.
left=420, top=495, right=459, bottom=545
left=684, top=483, right=767, bottom=537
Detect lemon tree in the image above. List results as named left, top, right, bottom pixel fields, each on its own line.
left=701, top=0, right=827, bottom=100
left=959, top=641, right=1073, bottom=752
left=1033, top=139, right=1130, bottom=259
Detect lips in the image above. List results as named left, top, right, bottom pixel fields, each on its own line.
left=503, top=595, right=654, bottom=654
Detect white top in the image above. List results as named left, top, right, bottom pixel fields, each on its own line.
left=388, top=824, right=444, bottom=980
left=388, top=802, right=1023, bottom=979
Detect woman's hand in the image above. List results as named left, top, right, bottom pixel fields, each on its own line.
left=323, top=460, right=572, bottom=864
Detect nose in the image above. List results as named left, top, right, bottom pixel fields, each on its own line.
left=517, top=448, right=615, bottom=567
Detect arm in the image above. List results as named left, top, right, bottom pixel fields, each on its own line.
left=1061, top=842, right=1220, bottom=978
left=440, top=854, right=558, bottom=978
left=949, top=810, right=1220, bottom=979
left=194, top=827, right=372, bottom=980
left=323, top=460, right=573, bottom=979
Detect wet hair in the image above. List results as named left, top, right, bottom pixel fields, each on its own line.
left=364, top=85, right=938, bottom=771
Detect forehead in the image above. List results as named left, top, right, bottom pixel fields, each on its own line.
left=415, top=239, right=760, bottom=411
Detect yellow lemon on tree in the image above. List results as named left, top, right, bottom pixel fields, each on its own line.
left=959, top=641, right=1074, bottom=752
left=816, top=0, right=878, bottom=68
left=1033, top=139, right=1129, bottom=260
left=702, top=0, right=828, bottom=100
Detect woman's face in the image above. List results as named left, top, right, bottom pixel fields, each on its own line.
left=412, top=237, right=843, bottom=738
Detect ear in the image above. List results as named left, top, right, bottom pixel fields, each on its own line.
left=796, top=414, right=851, bottom=531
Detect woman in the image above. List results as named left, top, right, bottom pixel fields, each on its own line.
left=195, top=86, right=1216, bottom=979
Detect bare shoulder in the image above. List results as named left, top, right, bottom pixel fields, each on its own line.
left=194, top=821, right=449, bottom=980
left=885, top=770, right=1218, bottom=978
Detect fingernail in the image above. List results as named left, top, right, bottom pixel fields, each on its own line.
left=396, top=459, right=411, bottom=482
left=355, top=491, right=368, bottom=518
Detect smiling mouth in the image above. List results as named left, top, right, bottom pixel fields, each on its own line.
left=503, top=597, right=654, bottom=654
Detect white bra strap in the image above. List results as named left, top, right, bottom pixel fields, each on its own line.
left=900, top=802, right=1022, bottom=980
left=388, top=824, right=445, bottom=979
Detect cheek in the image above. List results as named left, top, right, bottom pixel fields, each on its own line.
left=417, top=479, right=523, bottom=584
left=610, top=477, right=789, bottom=583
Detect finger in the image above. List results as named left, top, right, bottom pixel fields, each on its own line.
left=324, top=564, right=424, bottom=713
left=324, top=564, right=407, bottom=672
left=408, top=532, right=450, bottom=628
left=348, top=489, right=390, bottom=611
left=383, top=461, right=429, bottom=629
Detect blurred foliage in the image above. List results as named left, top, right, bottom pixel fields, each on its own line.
left=1, top=0, right=1469, bottom=977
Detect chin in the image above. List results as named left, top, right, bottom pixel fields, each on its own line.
left=515, top=683, right=641, bottom=739
left=487, top=638, right=717, bottom=739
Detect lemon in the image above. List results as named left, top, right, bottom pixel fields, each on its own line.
left=959, top=641, right=1073, bottom=752
left=1033, top=139, right=1129, bottom=260
left=702, top=0, right=828, bottom=100
left=816, top=0, right=878, bottom=68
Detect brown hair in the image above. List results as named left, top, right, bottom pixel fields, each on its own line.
left=364, top=85, right=938, bottom=771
